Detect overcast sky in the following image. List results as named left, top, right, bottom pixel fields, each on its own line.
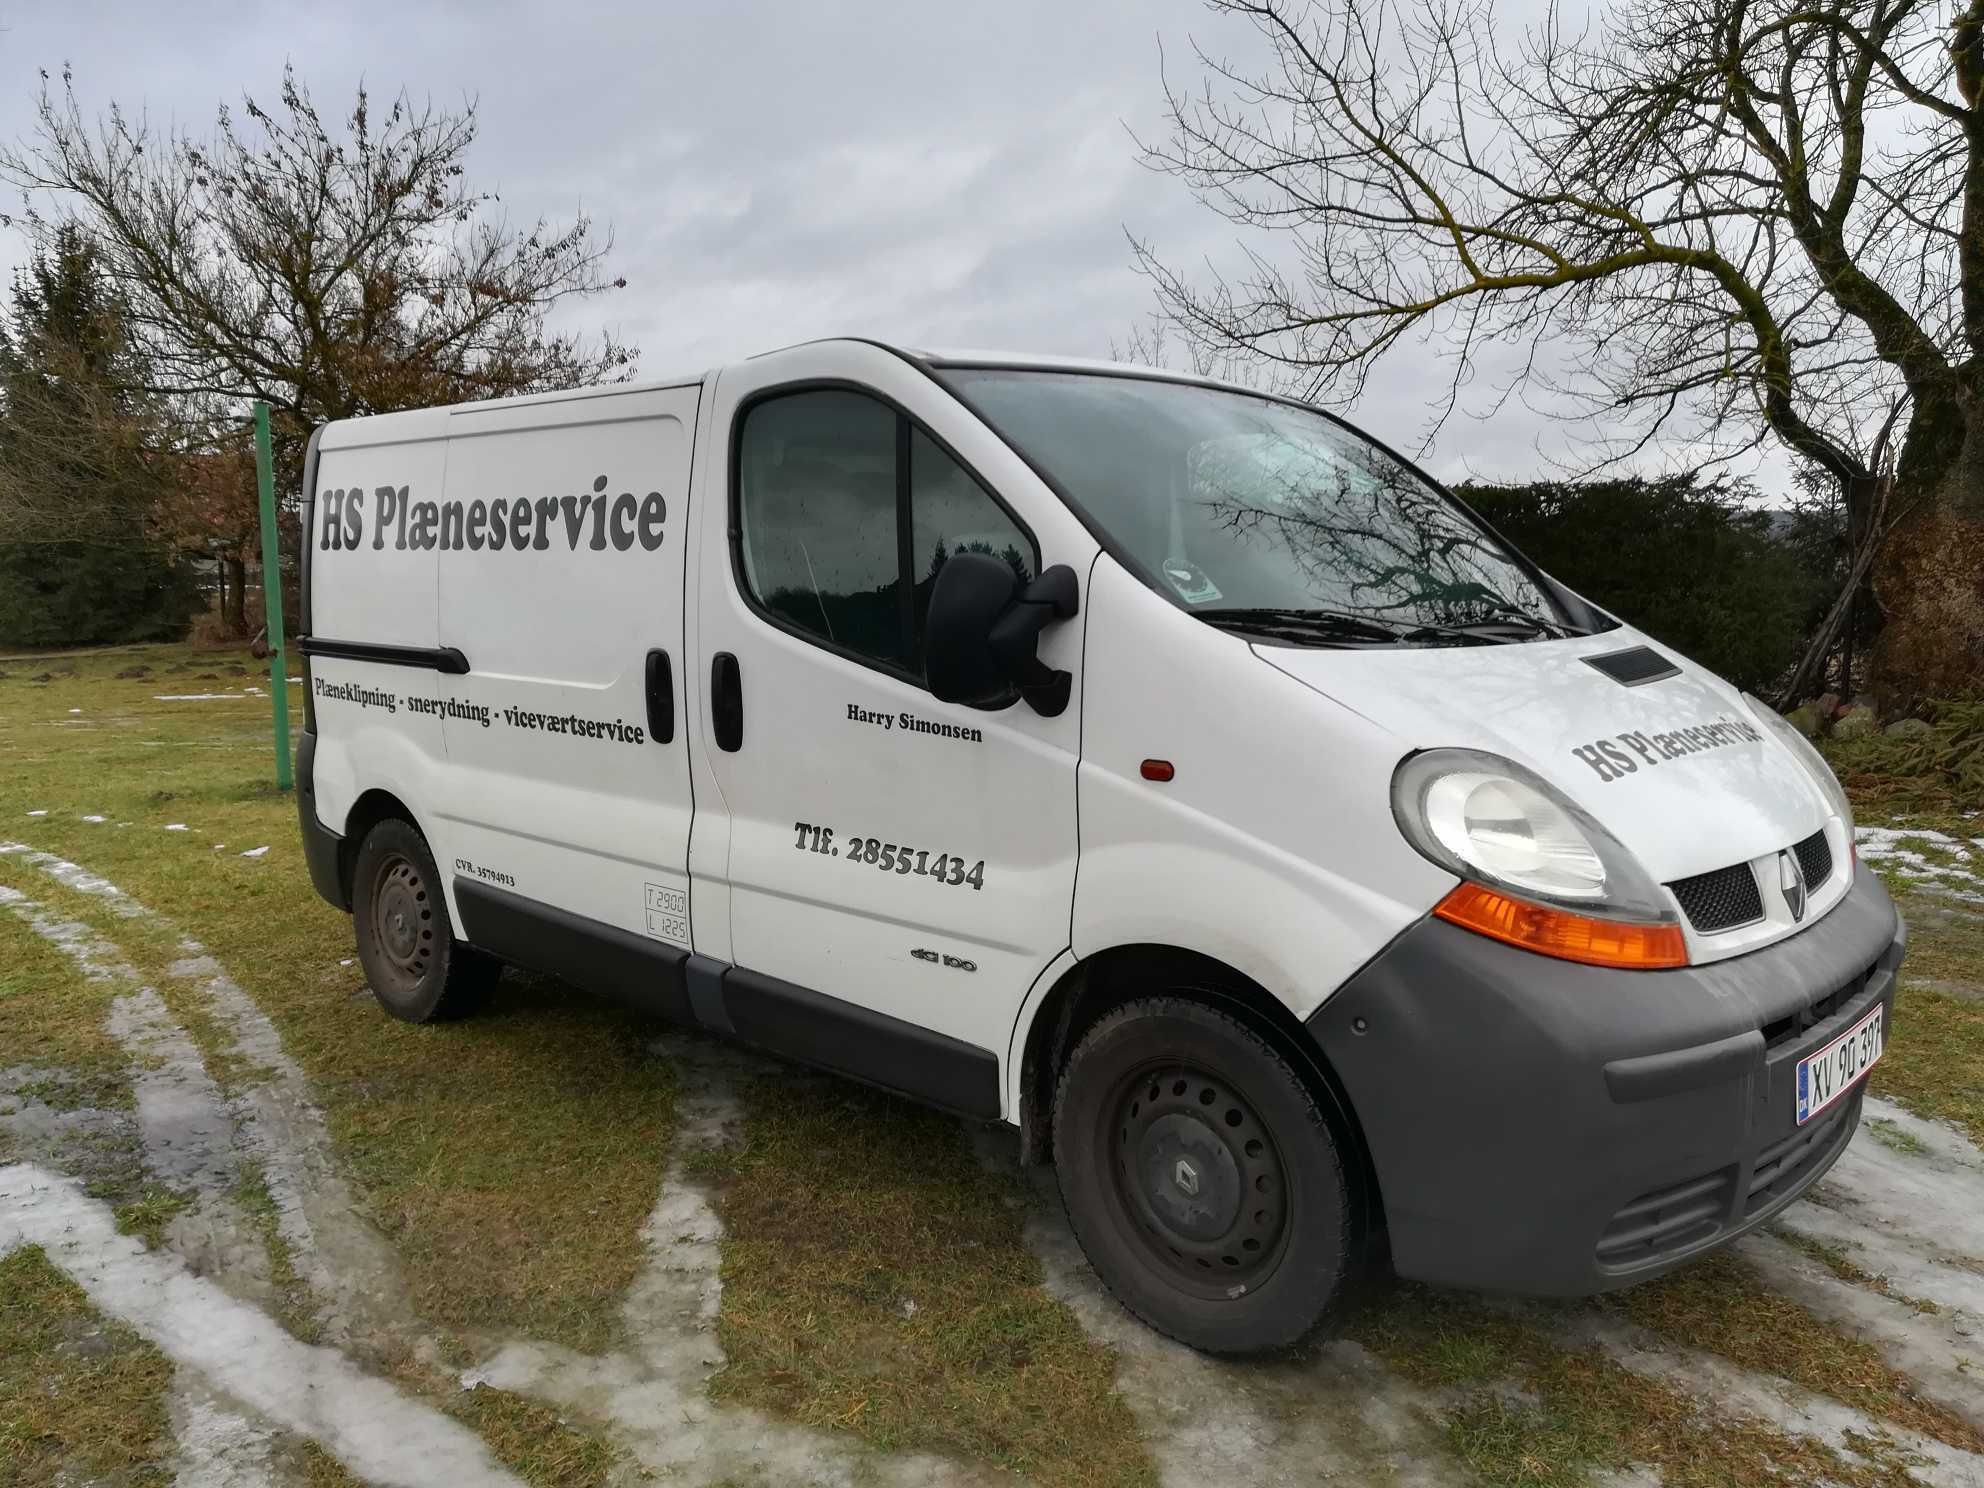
left=0, top=0, right=1788, bottom=492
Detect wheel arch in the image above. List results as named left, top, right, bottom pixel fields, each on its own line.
left=1014, top=942, right=1388, bottom=1243
left=338, top=788, right=427, bottom=905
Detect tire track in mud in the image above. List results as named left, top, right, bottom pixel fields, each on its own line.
left=467, top=1031, right=1005, bottom=1487
left=0, top=845, right=1005, bottom=1486
left=0, top=876, right=285, bottom=1486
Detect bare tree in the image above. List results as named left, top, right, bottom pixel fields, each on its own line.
left=1134, top=0, right=1984, bottom=708
left=0, top=67, right=636, bottom=516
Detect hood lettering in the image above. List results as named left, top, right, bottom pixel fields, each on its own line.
left=1572, top=714, right=1763, bottom=782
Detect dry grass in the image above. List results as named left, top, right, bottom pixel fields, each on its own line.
left=1868, top=893, right=1984, bottom=1150
left=449, top=1384, right=619, bottom=1487
left=705, top=1077, right=1156, bottom=1488
left=0, top=1245, right=174, bottom=1487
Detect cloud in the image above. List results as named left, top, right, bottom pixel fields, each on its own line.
left=0, top=0, right=1787, bottom=492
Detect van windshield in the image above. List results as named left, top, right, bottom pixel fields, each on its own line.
left=941, top=369, right=1575, bottom=646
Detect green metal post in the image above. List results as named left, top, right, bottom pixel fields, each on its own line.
left=254, top=401, right=293, bottom=791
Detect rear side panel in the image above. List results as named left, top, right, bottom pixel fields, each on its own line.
left=304, top=421, right=450, bottom=859
left=431, top=384, right=701, bottom=946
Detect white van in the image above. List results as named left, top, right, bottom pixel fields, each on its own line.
left=296, top=338, right=1903, bottom=1353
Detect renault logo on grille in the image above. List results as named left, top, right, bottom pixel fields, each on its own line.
left=1778, top=849, right=1807, bottom=923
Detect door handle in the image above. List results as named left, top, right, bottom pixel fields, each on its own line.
left=711, top=652, right=743, bottom=752
left=644, top=649, right=674, bottom=744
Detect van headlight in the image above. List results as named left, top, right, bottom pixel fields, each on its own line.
left=1742, top=693, right=1855, bottom=840
left=1392, top=749, right=1686, bottom=969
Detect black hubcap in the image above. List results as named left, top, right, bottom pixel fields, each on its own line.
left=371, top=855, right=434, bottom=987
left=1107, top=1064, right=1288, bottom=1296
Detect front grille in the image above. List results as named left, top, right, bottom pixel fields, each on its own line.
left=1670, top=862, right=1764, bottom=933
left=1793, top=828, right=1834, bottom=891
left=1596, top=1166, right=1735, bottom=1268
left=1760, top=960, right=1872, bottom=1053
left=1583, top=646, right=1681, bottom=686
left=1746, top=1095, right=1858, bottom=1215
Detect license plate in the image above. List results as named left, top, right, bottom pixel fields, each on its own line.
left=1796, top=1004, right=1884, bottom=1125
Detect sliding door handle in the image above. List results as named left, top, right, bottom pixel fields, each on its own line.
left=711, top=652, right=743, bottom=752
left=644, top=649, right=674, bottom=744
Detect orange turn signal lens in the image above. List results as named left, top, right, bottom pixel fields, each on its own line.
left=1433, top=882, right=1688, bottom=970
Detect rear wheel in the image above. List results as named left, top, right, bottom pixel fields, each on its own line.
left=1052, top=996, right=1357, bottom=1353
left=351, top=818, right=496, bottom=1023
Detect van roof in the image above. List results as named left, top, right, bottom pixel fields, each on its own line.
left=314, top=339, right=1255, bottom=450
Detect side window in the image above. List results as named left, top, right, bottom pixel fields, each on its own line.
left=736, top=389, right=1037, bottom=684
left=736, top=390, right=905, bottom=665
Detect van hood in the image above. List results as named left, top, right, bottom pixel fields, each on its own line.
left=1253, top=628, right=1831, bottom=884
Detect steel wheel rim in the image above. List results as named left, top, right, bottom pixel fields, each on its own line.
left=371, top=853, right=435, bottom=988
left=1103, top=1061, right=1291, bottom=1298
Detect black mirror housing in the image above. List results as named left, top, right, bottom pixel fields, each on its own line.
left=925, top=555, right=1079, bottom=716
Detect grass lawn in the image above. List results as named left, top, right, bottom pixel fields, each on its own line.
left=2, top=641, right=1980, bottom=1487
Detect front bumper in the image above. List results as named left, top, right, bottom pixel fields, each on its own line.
left=1307, top=864, right=1904, bottom=1296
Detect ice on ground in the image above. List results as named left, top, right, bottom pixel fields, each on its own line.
left=81, top=814, right=107, bottom=823
left=1568, top=1312, right=1984, bottom=1488
left=165, top=823, right=189, bottom=831
left=25, top=809, right=47, bottom=816
left=153, top=693, right=248, bottom=702
left=239, top=847, right=269, bottom=859
left=0, top=1164, right=526, bottom=1488
left=67, top=708, right=81, bottom=714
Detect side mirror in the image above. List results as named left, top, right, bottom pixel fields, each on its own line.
left=925, top=554, right=1080, bottom=716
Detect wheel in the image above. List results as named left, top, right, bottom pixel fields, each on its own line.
left=350, top=818, right=497, bottom=1023
left=1052, top=996, right=1357, bottom=1353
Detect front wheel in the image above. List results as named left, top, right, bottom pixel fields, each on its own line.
left=1052, top=996, right=1358, bottom=1353
left=351, top=818, right=497, bottom=1024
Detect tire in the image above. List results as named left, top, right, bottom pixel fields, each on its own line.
left=1052, top=996, right=1357, bottom=1354
left=350, top=818, right=497, bottom=1024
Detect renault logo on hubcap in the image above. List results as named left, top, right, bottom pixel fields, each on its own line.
left=1173, top=1158, right=1200, bottom=1197
left=1778, top=850, right=1807, bottom=923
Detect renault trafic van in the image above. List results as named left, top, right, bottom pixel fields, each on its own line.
left=295, top=338, right=1903, bottom=1353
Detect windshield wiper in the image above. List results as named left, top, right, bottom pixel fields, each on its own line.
left=1472, top=600, right=1584, bottom=638
left=1201, top=606, right=1557, bottom=649
left=1197, top=607, right=1406, bottom=646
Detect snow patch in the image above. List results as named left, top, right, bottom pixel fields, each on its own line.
left=1855, top=826, right=1984, bottom=902
left=239, top=846, right=269, bottom=859
left=152, top=693, right=248, bottom=702
left=0, top=842, right=143, bottom=916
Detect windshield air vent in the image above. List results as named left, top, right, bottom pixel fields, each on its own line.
left=1583, top=647, right=1681, bottom=687
left=1669, top=862, right=1764, bottom=933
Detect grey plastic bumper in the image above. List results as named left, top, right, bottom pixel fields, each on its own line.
left=1307, top=864, right=1904, bottom=1296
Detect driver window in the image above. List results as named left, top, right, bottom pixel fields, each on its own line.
left=736, top=389, right=1036, bottom=682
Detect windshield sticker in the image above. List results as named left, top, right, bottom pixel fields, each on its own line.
left=1161, top=558, right=1223, bottom=605
left=1571, top=715, right=1763, bottom=782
